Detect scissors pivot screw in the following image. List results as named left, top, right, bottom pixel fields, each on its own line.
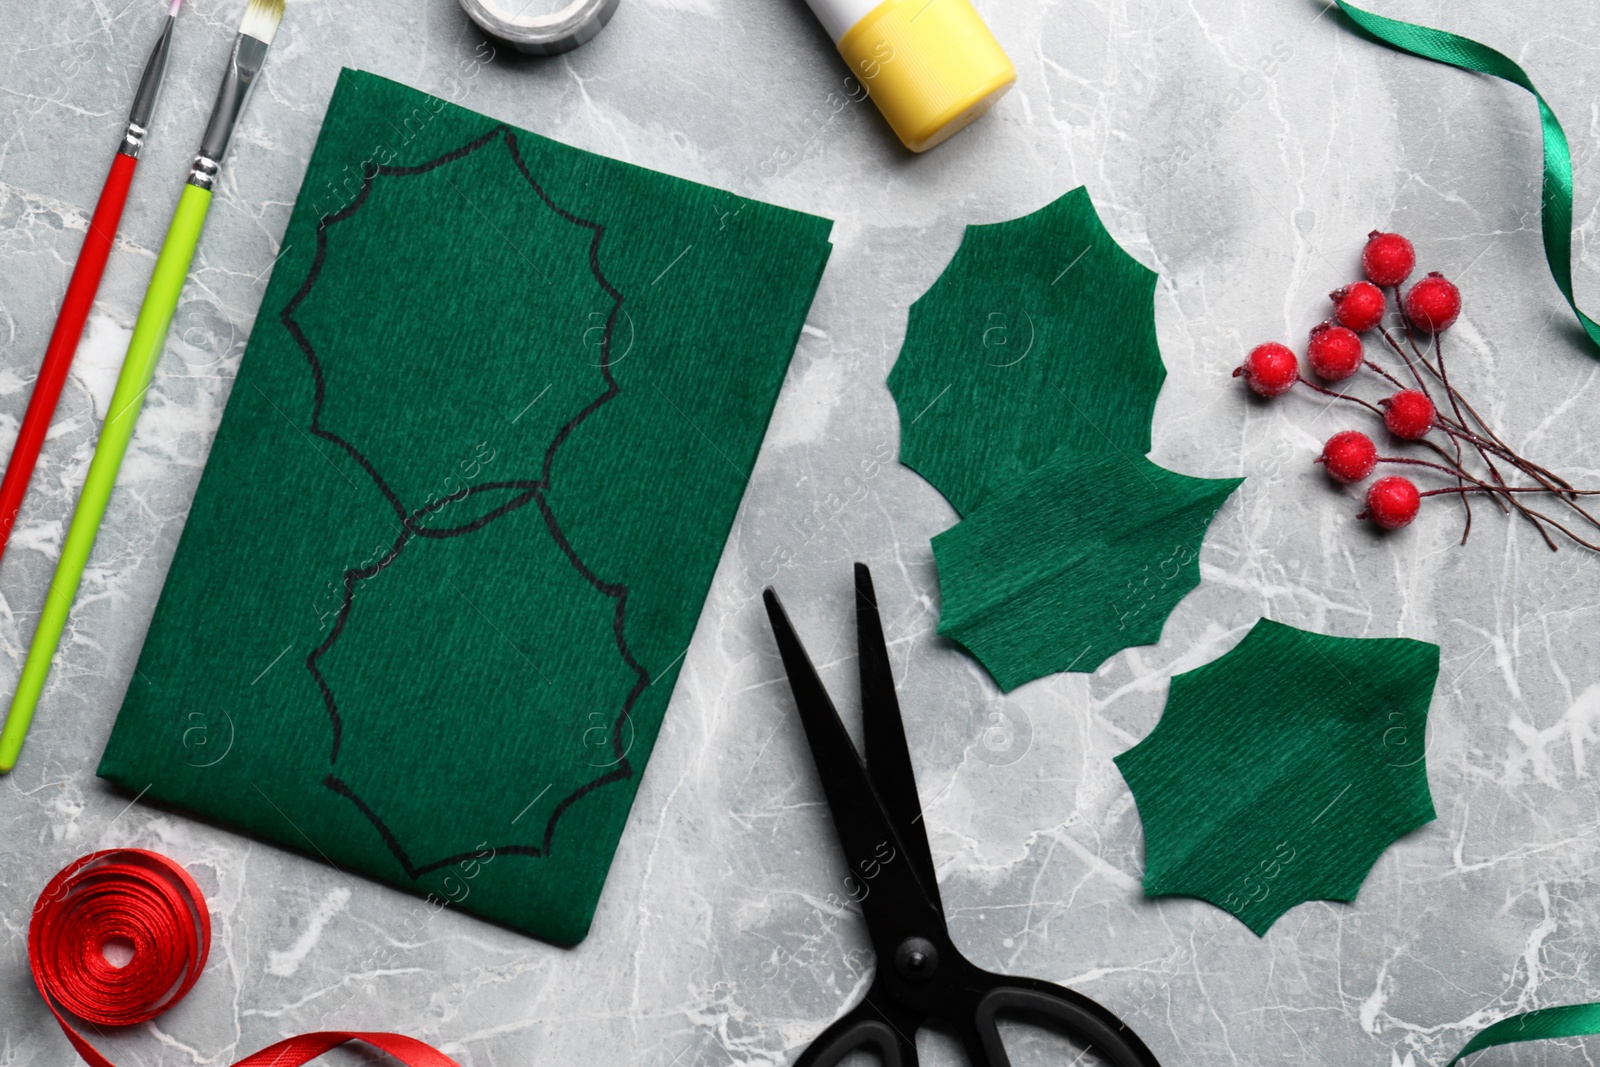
left=893, top=937, right=940, bottom=982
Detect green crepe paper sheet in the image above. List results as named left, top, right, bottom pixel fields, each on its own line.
left=1114, top=619, right=1440, bottom=935
left=97, top=70, right=833, bottom=945
left=886, top=187, right=1166, bottom=518
left=933, top=449, right=1240, bottom=689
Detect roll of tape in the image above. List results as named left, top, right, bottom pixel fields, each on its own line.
left=458, top=0, right=619, bottom=55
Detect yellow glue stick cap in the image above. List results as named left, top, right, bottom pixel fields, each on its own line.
left=836, top=0, right=1015, bottom=152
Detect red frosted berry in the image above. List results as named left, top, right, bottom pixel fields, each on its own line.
left=1330, top=281, right=1386, bottom=332
left=1307, top=322, right=1363, bottom=381
left=1382, top=389, right=1435, bottom=440
left=1404, top=272, right=1461, bottom=332
left=1234, top=342, right=1298, bottom=397
left=1362, top=231, right=1416, bottom=287
left=1318, top=430, right=1378, bottom=483
left=1361, top=476, right=1421, bottom=530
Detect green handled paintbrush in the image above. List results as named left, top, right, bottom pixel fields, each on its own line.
left=0, top=0, right=285, bottom=773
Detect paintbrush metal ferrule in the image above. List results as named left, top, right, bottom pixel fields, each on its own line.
left=119, top=11, right=177, bottom=158
left=187, top=0, right=282, bottom=188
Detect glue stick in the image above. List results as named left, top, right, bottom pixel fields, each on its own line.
left=804, top=0, right=1015, bottom=152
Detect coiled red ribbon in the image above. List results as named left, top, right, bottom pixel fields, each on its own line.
left=30, top=849, right=462, bottom=1067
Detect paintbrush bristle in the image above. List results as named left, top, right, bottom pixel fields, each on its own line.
left=238, top=0, right=284, bottom=45
left=168, top=0, right=183, bottom=15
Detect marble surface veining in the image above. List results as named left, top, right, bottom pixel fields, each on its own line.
left=4, top=0, right=1600, bottom=1064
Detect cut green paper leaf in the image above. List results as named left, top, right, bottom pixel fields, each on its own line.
left=1114, top=618, right=1439, bottom=935
left=888, top=186, right=1236, bottom=687
left=1334, top=0, right=1600, bottom=354
left=933, top=449, right=1240, bottom=689
left=887, top=187, right=1165, bottom=517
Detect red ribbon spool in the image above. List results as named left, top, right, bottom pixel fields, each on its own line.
left=30, top=849, right=462, bottom=1067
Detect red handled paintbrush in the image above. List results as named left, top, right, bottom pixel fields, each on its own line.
left=0, top=0, right=182, bottom=563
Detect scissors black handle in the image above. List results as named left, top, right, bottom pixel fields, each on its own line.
left=793, top=1000, right=917, bottom=1067
left=793, top=971, right=1160, bottom=1067
left=972, top=973, right=1162, bottom=1067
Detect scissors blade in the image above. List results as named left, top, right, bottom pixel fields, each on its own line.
left=763, top=587, right=943, bottom=937
left=854, top=563, right=942, bottom=914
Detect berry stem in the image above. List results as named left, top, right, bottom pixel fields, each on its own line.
left=1385, top=299, right=1578, bottom=501
left=1377, top=317, right=1439, bottom=402
left=1386, top=308, right=1520, bottom=510
left=1372, top=442, right=1567, bottom=550
left=1424, top=325, right=1479, bottom=543
left=1382, top=455, right=1600, bottom=496
left=1295, top=377, right=1383, bottom=415
left=1378, top=455, right=1481, bottom=483
left=1430, top=419, right=1572, bottom=495
left=1416, top=488, right=1600, bottom=551
left=1376, top=314, right=1499, bottom=539
left=1377, top=455, right=1571, bottom=551
left=1401, top=307, right=1442, bottom=372
left=1409, top=436, right=1493, bottom=511
left=1443, top=422, right=1587, bottom=506
left=1434, top=334, right=1580, bottom=498
left=1412, top=430, right=1503, bottom=506
left=1361, top=358, right=1409, bottom=392
left=1420, top=485, right=1600, bottom=496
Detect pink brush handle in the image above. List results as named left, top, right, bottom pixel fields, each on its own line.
left=0, top=151, right=136, bottom=564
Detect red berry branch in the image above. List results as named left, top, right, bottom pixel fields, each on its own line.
left=1234, top=231, right=1600, bottom=551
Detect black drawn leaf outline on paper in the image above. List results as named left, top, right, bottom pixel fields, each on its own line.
left=278, top=124, right=647, bottom=879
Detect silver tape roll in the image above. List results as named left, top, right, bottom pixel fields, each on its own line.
left=458, top=0, right=619, bottom=55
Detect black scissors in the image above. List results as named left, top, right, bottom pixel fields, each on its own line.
left=762, top=563, right=1162, bottom=1067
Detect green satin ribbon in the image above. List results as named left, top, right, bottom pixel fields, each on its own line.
left=1332, top=13, right=1600, bottom=1060
left=1449, top=1003, right=1600, bottom=1065
left=1335, top=1, right=1600, bottom=354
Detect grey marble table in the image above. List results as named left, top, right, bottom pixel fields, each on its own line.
left=4, top=0, right=1600, bottom=1064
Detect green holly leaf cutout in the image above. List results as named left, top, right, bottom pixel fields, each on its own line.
left=933, top=449, right=1241, bottom=688
left=886, top=186, right=1238, bottom=689
left=1114, top=619, right=1440, bottom=935
left=887, top=187, right=1165, bottom=517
